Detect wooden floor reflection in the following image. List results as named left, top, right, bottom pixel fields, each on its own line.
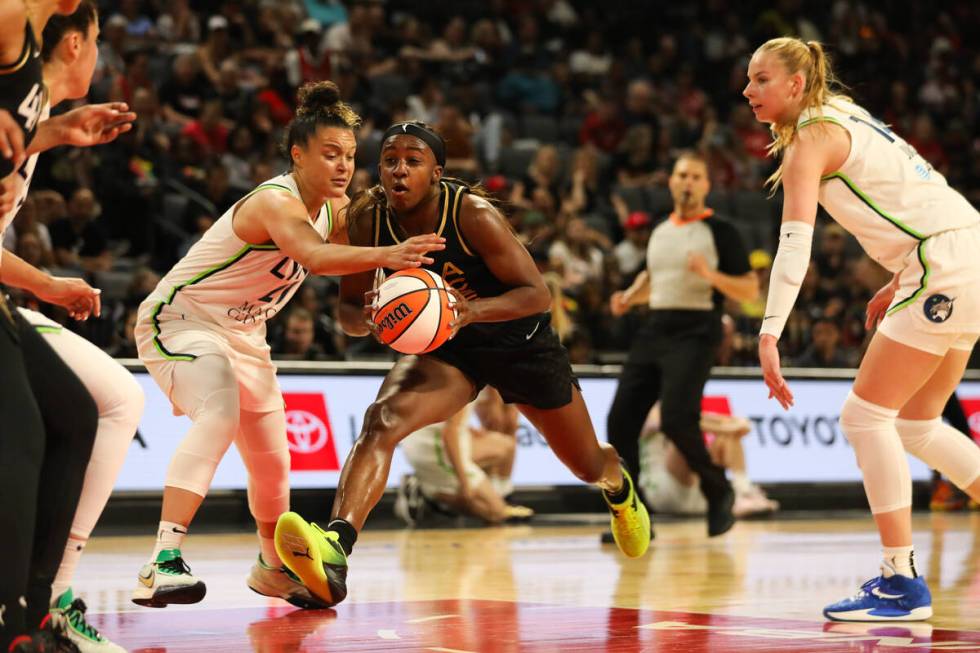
left=78, top=513, right=980, bottom=652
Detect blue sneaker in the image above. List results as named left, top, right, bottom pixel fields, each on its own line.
left=824, top=574, right=932, bottom=622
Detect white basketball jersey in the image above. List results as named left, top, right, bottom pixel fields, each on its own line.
left=0, top=94, right=50, bottom=265
left=143, top=173, right=334, bottom=338
left=802, top=99, right=979, bottom=272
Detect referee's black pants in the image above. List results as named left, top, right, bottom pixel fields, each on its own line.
left=606, top=310, right=731, bottom=505
left=0, top=308, right=97, bottom=646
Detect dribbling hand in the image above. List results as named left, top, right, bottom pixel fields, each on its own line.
left=447, top=287, right=471, bottom=338
left=759, top=333, right=793, bottom=410
left=362, top=289, right=382, bottom=343
left=382, top=234, right=445, bottom=270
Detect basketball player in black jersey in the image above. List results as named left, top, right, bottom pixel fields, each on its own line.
left=274, top=122, right=651, bottom=608
left=0, top=1, right=131, bottom=649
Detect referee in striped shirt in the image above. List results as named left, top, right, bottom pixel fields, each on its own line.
left=607, top=151, right=759, bottom=537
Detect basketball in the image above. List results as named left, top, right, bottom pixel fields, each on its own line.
left=372, top=269, right=457, bottom=354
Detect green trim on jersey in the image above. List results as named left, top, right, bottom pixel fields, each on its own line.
left=432, top=429, right=455, bottom=475
left=324, top=200, right=334, bottom=239
left=886, top=240, right=931, bottom=316
left=821, top=172, right=926, bottom=240
left=798, top=115, right=845, bottom=130
left=34, top=325, right=62, bottom=334
left=150, top=243, right=278, bottom=361
left=253, top=182, right=293, bottom=195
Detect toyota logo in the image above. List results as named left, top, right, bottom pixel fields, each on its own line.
left=969, top=412, right=980, bottom=440
left=285, top=410, right=328, bottom=454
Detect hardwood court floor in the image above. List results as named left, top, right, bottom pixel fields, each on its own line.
left=77, top=513, right=980, bottom=651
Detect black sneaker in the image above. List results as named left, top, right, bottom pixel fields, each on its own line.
left=9, top=614, right=82, bottom=652
left=707, top=487, right=736, bottom=537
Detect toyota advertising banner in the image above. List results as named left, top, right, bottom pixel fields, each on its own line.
left=114, top=372, right=980, bottom=491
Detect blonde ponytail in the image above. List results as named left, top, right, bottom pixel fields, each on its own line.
left=757, top=38, right=851, bottom=189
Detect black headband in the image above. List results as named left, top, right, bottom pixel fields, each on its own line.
left=381, top=122, right=446, bottom=166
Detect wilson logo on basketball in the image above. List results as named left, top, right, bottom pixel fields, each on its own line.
left=282, top=392, right=340, bottom=471
left=378, top=302, right=413, bottom=332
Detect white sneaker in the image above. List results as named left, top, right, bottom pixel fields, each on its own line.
left=51, top=587, right=128, bottom=652
left=132, top=548, right=206, bottom=607
left=247, top=554, right=331, bottom=610
left=393, top=474, right=425, bottom=526
left=733, top=484, right=779, bottom=517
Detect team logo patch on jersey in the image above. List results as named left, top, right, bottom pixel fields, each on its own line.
left=923, top=294, right=954, bottom=323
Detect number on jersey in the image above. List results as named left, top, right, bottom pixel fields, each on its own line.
left=18, top=83, right=43, bottom=133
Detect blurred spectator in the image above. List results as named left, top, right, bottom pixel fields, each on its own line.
left=614, top=125, right=659, bottom=188
left=222, top=126, right=258, bottom=192
left=497, top=54, right=561, bottom=114
left=181, top=99, right=230, bottom=156
left=579, top=96, right=626, bottom=153
left=794, top=316, right=853, bottom=368
left=49, top=188, right=111, bottom=272
left=156, top=0, right=201, bottom=46
left=511, top=145, right=561, bottom=208
left=406, top=78, right=444, bottom=125
left=3, top=197, right=54, bottom=267
left=435, top=105, right=477, bottom=175
left=97, top=14, right=128, bottom=82
left=15, top=232, right=48, bottom=271
left=272, top=308, right=329, bottom=361
left=197, top=15, right=233, bottom=86
left=285, top=18, right=329, bottom=88
left=159, top=54, right=213, bottom=126
left=548, top=216, right=607, bottom=295
left=107, top=306, right=141, bottom=358
left=623, top=78, right=658, bottom=130
left=613, top=211, right=651, bottom=278
left=569, top=32, right=612, bottom=80
left=215, top=59, right=254, bottom=126
left=119, top=0, right=155, bottom=41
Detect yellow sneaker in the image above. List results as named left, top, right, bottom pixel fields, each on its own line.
left=603, top=468, right=651, bottom=558
left=274, top=512, right=349, bottom=607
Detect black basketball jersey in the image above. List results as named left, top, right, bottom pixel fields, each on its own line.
left=0, top=20, right=43, bottom=178
left=372, top=181, right=514, bottom=301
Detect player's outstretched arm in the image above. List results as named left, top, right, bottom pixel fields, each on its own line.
left=243, top=190, right=444, bottom=277
left=1, top=247, right=101, bottom=319
left=26, top=103, right=137, bottom=155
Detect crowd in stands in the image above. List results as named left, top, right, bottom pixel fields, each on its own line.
left=5, top=0, right=979, bottom=368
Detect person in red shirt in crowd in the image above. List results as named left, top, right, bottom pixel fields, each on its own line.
left=579, top=96, right=626, bottom=153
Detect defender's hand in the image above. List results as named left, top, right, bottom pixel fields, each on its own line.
left=381, top=234, right=445, bottom=270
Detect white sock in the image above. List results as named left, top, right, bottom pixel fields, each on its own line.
left=731, top=471, right=753, bottom=495
left=151, top=521, right=188, bottom=561
left=258, top=531, right=282, bottom=568
left=51, top=536, right=86, bottom=602
left=490, top=476, right=513, bottom=498
left=882, top=545, right=916, bottom=578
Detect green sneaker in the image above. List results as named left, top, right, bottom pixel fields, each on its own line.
left=247, top=554, right=332, bottom=610
left=603, top=467, right=652, bottom=558
left=50, top=587, right=126, bottom=652
left=274, top=512, right=348, bottom=607
left=131, top=548, right=206, bottom=608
